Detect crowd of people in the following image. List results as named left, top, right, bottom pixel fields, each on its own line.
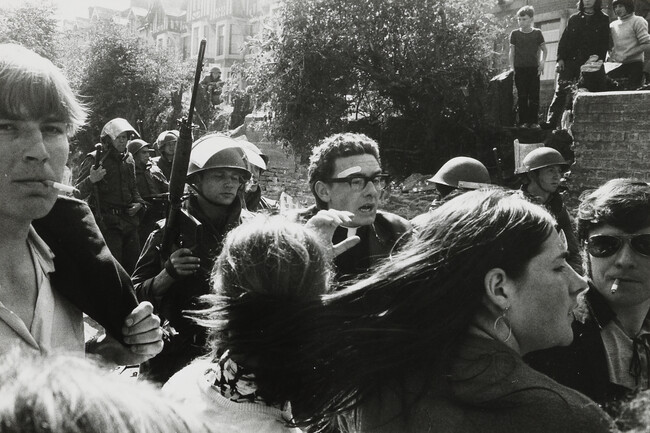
left=509, top=0, right=650, bottom=130
left=3, top=6, right=650, bottom=431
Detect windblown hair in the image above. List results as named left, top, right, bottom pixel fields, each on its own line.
left=195, top=215, right=333, bottom=408
left=0, top=350, right=209, bottom=433
left=308, top=133, right=381, bottom=209
left=0, top=44, right=87, bottom=135
left=577, top=178, right=650, bottom=242
left=578, top=0, right=603, bottom=12
left=294, top=188, right=556, bottom=430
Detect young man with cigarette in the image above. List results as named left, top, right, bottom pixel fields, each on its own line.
left=0, top=43, right=162, bottom=365
left=526, top=179, right=650, bottom=418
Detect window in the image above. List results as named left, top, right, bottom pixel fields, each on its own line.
left=229, top=23, right=244, bottom=55
left=217, top=25, right=224, bottom=56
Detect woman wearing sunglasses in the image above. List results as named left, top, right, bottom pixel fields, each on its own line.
left=527, top=178, right=650, bottom=420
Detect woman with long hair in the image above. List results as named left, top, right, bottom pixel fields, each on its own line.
left=295, top=188, right=613, bottom=432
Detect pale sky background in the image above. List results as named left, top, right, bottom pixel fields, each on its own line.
left=5, top=0, right=132, bottom=20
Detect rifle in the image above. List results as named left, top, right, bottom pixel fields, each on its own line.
left=159, top=39, right=206, bottom=259
left=92, top=143, right=105, bottom=229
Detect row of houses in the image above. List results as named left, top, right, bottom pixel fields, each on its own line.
left=63, top=0, right=280, bottom=80
left=62, top=0, right=614, bottom=94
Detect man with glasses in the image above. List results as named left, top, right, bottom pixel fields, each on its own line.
left=132, top=137, right=254, bottom=383
left=526, top=178, right=650, bottom=418
left=295, top=133, right=410, bottom=282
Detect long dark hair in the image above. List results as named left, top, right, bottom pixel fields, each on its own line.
left=578, top=0, right=603, bottom=13
left=293, top=188, right=556, bottom=430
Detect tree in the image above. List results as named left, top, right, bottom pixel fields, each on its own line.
left=0, top=3, right=60, bottom=60
left=242, top=0, right=508, bottom=171
left=68, top=21, right=190, bottom=152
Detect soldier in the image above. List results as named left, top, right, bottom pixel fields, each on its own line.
left=517, top=147, right=580, bottom=269
left=75, top=118, right=146, bottom=274
left=429, top=156, right=492, bottom=199
left=152, top=129, right=178, bottom=181
left=294, top=133, right=410, bottom=282
left=0, top=43, right=162, bottom=363
left=132, top=135, right=254, bottom=384
left=411, top=156, right=492, bottom=228
left=127, top=139, right=169, bottom=244
left=200, top=66, right=223, bottom=106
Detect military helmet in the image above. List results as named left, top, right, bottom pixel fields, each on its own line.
left=516, top=147, right=569, bottom=174
left=187, top=136, right=251, bottom=181
left=100, top=118, right=139, bottom=140
left=156, top=130, right=179, bottom=148
left=127, top=139, right=152, bottom=155
left=210, top=66, right=221, bottom=74
left=429, top=157, right=491, bottom=188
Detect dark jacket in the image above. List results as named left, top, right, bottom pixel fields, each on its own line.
left=132, top=195, right=253, bottom=383
left=557, top=11, right=610, bottom=65
left=525, top=286, right=633, bottom=417
left=359, top=336, right=613, bottom=433
left=32, top=196, right=138, bottom=343
left=293, top=205, right=411, bottom=282
left=75, top=145, right=145, bottom=220
left=151, top=155, right=173, bottom=182
left=135, top=163, right=169, bottom=241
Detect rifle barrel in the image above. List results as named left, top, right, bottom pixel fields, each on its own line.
left=160, top=39, right=207, bottom=258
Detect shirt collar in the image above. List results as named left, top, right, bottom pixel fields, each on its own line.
left=27, top=225, right=55, bottom=275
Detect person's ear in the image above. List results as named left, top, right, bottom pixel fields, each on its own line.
left=314, top=181, right=332, bottom=204
left=483, top=268, right=516, bottom=310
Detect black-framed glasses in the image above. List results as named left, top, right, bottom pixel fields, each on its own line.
left=325, top=174, right=390, bottom=192
left=586, top=234, right=650, bottom=258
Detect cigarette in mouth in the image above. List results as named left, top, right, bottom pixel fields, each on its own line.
left=45, top=180, right=79, bottom=195
left=611, top=278, right=620, bottom=295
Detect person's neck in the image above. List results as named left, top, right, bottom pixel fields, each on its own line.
left=611, top=299, right=650, bottom=336
left=467, top=307, right=523, bottom=355
left=584, top=7, right=595, bottom=14
left=0, top=218, right=32, bottom=249
left=520, top=26, right=533, bottom=33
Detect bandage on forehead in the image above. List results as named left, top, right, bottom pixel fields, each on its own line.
left=335, top=166, right=362, bottom=178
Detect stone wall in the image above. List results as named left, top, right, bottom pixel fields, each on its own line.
left=570, top=90, right=650, bottom=207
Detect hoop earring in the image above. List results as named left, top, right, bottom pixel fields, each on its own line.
left=493, top=306, right=512, bottom=343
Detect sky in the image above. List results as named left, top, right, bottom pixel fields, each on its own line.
left=5, top=0, right=132, bottom=20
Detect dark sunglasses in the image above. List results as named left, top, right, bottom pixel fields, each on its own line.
left=586, top=234, right=650, bottom=258
left=325, top=174, right=390, bottom=192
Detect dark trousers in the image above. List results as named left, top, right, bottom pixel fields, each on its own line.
left=608, top=61, right=644, bottom=90
left=100, top=213, right=141, bottom=274
left=546, top=60, right=581, bottom=129
left=514, top=67, right=540, bottom=125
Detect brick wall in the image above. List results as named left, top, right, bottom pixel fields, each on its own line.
left=570, top=90, right=650, bottom=206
